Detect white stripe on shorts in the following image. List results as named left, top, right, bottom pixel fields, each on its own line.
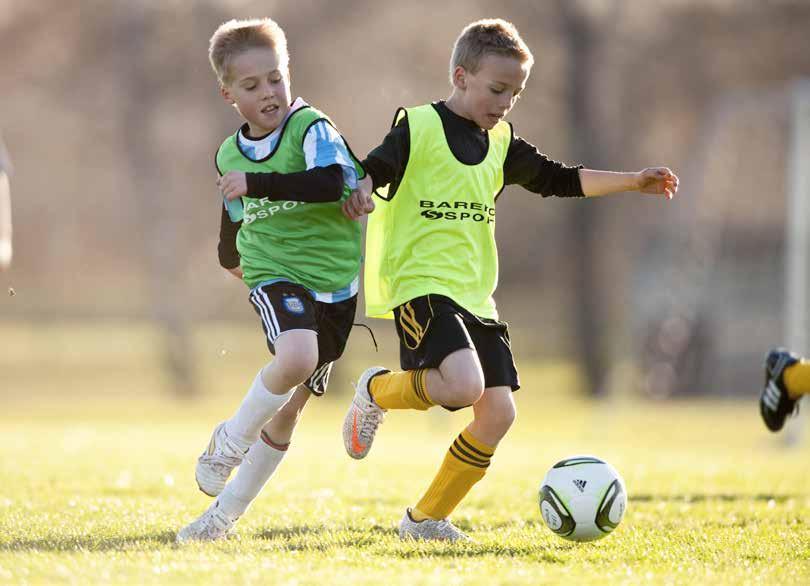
left=308, top=362, right=332, bottom=393
left=258, top=287, right=282, bottom=339
left=251, top=289, right=278, bottom=342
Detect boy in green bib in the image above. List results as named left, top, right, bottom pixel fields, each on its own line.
left=177, top=18, right=366, bottom=542
left=342, top=19, right=679, bottom=541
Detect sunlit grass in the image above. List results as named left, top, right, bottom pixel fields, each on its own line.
left=1, top=323, right=809, bottom=584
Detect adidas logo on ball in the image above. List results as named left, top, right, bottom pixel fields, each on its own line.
left=539, top=455, right=627, bottom=542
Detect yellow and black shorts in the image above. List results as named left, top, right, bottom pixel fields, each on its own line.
left=393, top=294, right=520, bottom=393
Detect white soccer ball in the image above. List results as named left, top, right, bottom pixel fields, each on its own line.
left=539, top=455, right=627, bottom=542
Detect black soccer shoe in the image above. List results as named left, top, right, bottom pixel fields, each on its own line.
left=759, top=348, right=800, bottom=432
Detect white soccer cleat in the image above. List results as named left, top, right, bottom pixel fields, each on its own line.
left=342, top=366, right=388, bottom=459
left=176, top=502, right=236, bottom=543
left=195, top=422, right=248, bottom=497
left=398, top=508, right=471, bottom=542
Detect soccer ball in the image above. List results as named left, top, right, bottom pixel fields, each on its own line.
left=539, top=455, right=627, bottom=542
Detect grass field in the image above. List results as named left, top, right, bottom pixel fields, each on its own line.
left=1, top=323, right=809, bottom=585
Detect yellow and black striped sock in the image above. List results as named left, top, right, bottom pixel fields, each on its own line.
left=785, top=360, right=810, bottom=399
left=369, top=369, right=434, bottom=410
left=412, top=429, right=495, bottom=521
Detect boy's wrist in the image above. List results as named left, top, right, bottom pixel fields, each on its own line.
left=631, top=171, right=643, bottom=191
left=361, top=172, right=375, bottom=193
left=580, top=169, right=644, bottom=197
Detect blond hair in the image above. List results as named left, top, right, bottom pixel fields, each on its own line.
left=209, top=18, right=289, bottom=85
left=449, top=19, right=534, bottom=83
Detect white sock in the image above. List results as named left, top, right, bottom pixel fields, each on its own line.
left=225, top=370, right=293, bottom=448
left=217, top=434, right=288, bottom=519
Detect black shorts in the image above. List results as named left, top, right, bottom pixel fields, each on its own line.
left=393, top=294, right=520, bottom=395
left=249, top=281, right=356, bottom=396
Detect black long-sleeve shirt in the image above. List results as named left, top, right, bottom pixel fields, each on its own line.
left=218, top=103, right=584, bottom=270
left=362, top=101, right=584, bottom=199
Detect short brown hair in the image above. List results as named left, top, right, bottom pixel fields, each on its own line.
left=449, top=19, right=534, bottom=83
left=209, top=18, right=289, bottom=85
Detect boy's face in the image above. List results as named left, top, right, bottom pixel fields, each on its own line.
left=221, top=47, right=292, bottom=136
left=452, top=54, right=530, bottom=130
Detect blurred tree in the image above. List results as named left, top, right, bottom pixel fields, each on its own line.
left=0, top=134, right=11, bottom=272
left=115, top=3, right=195, bottom=397
left=3, top=0, right=810, bottom=399
left=556, top=0, right=611, bottom=396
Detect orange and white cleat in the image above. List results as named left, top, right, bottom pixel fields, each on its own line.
left=342, top=367, right=388, bottom=459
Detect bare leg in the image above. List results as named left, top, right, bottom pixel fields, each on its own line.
left=424, top=348, right=485, bottom=407
left=467, top=386, right=516, bottom=446
left=262, top=384, right=312, bottom=445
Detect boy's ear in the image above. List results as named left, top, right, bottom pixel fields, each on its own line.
left=220, top=84, right=235, bottom=104
left=451, top=65, right=467, bottom=90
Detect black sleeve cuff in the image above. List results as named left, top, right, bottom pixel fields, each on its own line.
left=570, top=165, right=586, bottom=198
left=361, top=157, right=387, bottom=192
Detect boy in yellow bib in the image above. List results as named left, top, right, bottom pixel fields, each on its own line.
left=342, top=19, right=679, bottom=541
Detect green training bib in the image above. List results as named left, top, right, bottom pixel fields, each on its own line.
left=216, top=105, right=363, bottom=292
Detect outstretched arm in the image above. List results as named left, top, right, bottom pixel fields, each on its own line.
left=579, top=167, right=678, bottom=199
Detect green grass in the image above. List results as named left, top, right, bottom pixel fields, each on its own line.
left=1, top=323, right=809, bottom=585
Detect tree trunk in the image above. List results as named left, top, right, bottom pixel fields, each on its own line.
left=116, top=4, right=195, bottom=397
left=557, top=0, right=608, bottom=396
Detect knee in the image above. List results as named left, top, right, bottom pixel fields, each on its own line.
left=274, top=345, right=318, bottom=387
left=479, top=399, right=516, bottom=436
left=493, top=401, right=517, bottom=432
left=445, top=371, right=485, bottom=407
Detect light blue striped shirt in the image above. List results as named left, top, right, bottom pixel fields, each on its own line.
left=237, top=97, right=358, bottom=188
left=238, top=98, right=359, bottom=303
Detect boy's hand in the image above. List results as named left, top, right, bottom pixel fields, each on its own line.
left=225, top=266, right=243, bottom=280
left=637, top=167, right=679, bottom=200
left=217, top=171, right=248, bottom=201
left=342, top=175, right=375, bottom=220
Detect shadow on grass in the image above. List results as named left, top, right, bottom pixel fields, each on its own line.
left=384, top=543, right=576, bottom=560
left=1, top=530, right=177, bottom=552
left=2, top=521, right=582, bottom=559
left=630, top=493, right=796, bottom=503
left=254, top=522, right=574, bottom=558
left=255, top=524, right=390, bottom=551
